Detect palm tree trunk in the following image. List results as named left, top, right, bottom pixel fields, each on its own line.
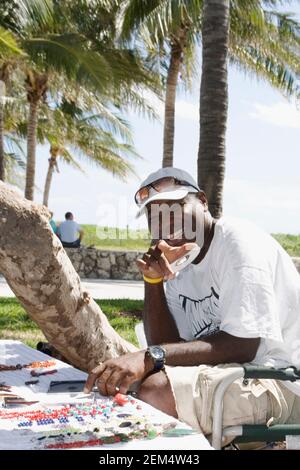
left=162, top=29, right=187, bottom=168
left=0, top=67, right=9, bottom=182
left=0, top=182, right=137, bottom=372
left=0, top=103, right=5, bottom=181
left=197, top=0, right=230, bottom=218
left=43, top=157, right=55, bottom=207
left=25, top=100, right=38, bottom=200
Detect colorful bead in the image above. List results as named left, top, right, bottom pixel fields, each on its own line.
left=113, top=393, right=129, bottom=406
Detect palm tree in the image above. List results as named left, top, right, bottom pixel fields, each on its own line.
left=199, top=1, right=300, bottom=217
left=43, top=145, right=61, bottom=207
left=122, top=0, right=202, bottom=167
left=11, top=96, right=138, bottom=207
left=41, top=108, right=138, bottom=207
left=5, top=0, right=161, bottom=200
left=122, top=0, right=300, bottom=217
left=162, top=26, right=190, bottom=167
left=197, top=0, right=230, bottom=219
left=0, top=26, right=23, bottom=181
left=24, top=70, right=48, bottom=199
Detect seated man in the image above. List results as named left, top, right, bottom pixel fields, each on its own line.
left=57, top=212, right=84, bottom=248
left=85, top=167, right=300, bottom=442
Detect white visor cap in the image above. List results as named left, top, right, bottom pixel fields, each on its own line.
left=135, top=167, right=201, bottom=217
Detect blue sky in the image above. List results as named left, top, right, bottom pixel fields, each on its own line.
left=34, top=2, right=300, bottom=234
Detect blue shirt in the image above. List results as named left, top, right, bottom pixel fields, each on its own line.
left=57, top=220, right=81, bottom=243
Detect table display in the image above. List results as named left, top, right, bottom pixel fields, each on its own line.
left=0, top=340, right=212, bottom=450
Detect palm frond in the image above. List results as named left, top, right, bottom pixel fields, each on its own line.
left=229, top=4, right=300, bottom=99
left=122, top=0, right=202, bottom=40
left=23, top=34, right=111, bottom=91
left=121, top=0, right=202, bottom=87
left=3, top=132, right=26, bottom=188
left=51, top=146, right=83, bottom=172
left=4, top=151, right=26, bottom=169
left=4, top=133, right=26, bottom=160
left=0, top=26, right=23, bottom=57
left=229, top=44, right=300, bottom=98
left=18, top=0, right=60, bottom=36
left=78, top=143, right=137, bottom=181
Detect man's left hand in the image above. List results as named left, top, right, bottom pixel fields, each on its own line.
left=83, top=350, right=153, bottom=396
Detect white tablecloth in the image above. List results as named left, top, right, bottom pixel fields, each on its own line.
left=0, top=340, right=212, bottom=450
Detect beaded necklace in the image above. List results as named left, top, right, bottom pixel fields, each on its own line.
left=0, top=394, right=136, bottom=425
left=0, top=360, right=56, bottom=372
left=45, top=428, right=159, bottom=449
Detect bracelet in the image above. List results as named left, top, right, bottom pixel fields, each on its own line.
left=143, top=274, right=163, bottom=284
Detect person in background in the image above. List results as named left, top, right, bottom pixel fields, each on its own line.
left=49, top=211, right=58, bottom=234
left=57, top=212, right=84, bottom=248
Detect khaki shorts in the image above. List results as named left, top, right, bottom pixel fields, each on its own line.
left=165, top=363, right=297, bottom=439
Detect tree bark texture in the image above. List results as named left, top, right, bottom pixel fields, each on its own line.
left=0, top=104, right=5, bottom=181
left=162, top=29, right=187, bottom=168
left=25, top=100, right=38, bottom=201
left=197, top=0, right=230, bottom=218
left=0, top=182, right=137, bottom=372
left=42, top=158, right=54, bottom=207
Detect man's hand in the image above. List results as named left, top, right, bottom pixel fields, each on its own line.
left=84, top=351, right=153, bottom=396
left=137, top=240, right=197, bottom=280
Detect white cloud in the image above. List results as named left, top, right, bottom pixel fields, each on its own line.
left=250, top=101, right=300, bottom=129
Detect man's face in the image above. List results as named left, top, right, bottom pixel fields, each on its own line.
left=146, top=193, right=207, bottom=248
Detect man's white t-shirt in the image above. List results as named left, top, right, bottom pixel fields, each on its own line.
left=57, top=220, right=81, bottom=243
left=165, top=217, right=300, bottom=380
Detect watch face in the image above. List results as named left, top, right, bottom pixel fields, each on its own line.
left=150, top=346, right=164, bottom=360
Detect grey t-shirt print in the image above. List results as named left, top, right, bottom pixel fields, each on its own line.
left=179, top=286, right=220, bottom=339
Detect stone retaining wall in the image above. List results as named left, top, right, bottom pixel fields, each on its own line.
left=65, top=246, right=300, bottom=281
left=65, top=247, right=144, bottom=280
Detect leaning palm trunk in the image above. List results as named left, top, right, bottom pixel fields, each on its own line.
left=25, top=71, right=48, bottom=201
left=162, top=29, right=187, bottom=168
left=25, top=100, right=38, bottom=200
left=43, top=150, right=58, bottom=207
left=197, top=0, right=230, bottom=218
left=0, top=103, right=4, bottom=181
left=42, top=159, right=53, bottom=207
left=0, top=182, right=137, bottom=372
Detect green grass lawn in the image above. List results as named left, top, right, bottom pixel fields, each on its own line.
left=56, top=224, right=300, bottom=256
left=80, top=225, right=150, bottom=251
left=0, top=297, right=143, bottom=349
left=272, top=234, right=300, bottom=257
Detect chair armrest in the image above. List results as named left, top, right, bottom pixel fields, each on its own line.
left=243, top=365, right=300, bottom=381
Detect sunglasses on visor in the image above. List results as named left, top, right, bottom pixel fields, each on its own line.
left=134, top=177, right=199, bottom=206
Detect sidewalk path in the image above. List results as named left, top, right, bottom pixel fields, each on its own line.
left=0, top=276, right=144, bottom=300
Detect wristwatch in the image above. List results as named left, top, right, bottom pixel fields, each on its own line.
left=145, top=345, right=166, bottom=372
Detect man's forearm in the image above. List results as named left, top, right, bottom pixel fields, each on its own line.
left=143, top=282, right=181, bottom=345
left=163, top=332, right=260, bottom=366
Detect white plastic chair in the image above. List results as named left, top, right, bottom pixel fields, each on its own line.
left=133, top=323, right=300, bottom=448
left=135, top=322, right=148, bottom=349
